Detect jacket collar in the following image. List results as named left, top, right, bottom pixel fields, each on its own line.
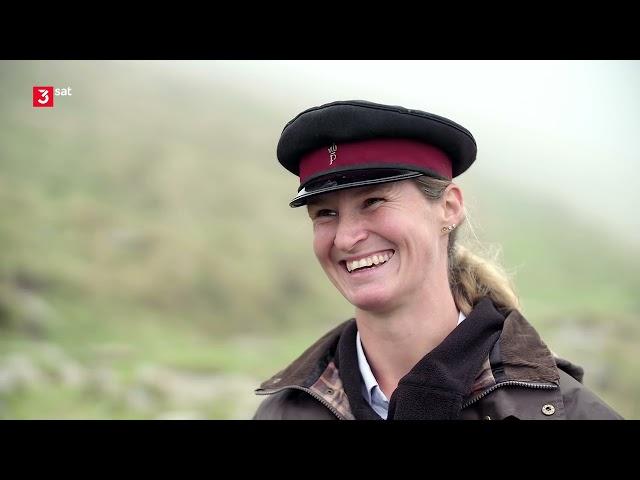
left=256, top=299, right=575, bottom=417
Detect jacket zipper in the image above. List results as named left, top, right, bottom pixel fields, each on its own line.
left=258, top=380, right=558, bottom=419
left=462, top=380, right=558, bottom=409
left=256, top=386, right=345, bottom=420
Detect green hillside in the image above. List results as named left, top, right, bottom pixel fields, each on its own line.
left=0, top=61, right=637, bottom=418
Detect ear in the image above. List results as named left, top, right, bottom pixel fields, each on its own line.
left=442, top=183, right=464, bottom=225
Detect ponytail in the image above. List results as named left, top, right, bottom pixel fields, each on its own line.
left=414, top=176, right=520, bottom=316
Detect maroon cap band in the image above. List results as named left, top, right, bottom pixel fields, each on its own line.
left=298, top=138, right=453, bottom=186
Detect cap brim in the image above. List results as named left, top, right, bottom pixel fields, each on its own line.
left=289, top=169, right=424, bottom=208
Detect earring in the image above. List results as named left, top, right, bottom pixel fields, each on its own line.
left=441, top=224, right=456, bottom=233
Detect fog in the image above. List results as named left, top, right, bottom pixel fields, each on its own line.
left=166, top=60, right=640, bottom=246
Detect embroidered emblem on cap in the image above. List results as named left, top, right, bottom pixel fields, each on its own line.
left=328, top=143, right=337, bottom=165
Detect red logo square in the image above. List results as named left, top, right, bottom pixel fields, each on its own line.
left=33, top=86, right=54, bottom=107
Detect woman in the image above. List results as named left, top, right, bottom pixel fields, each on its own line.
left=253, top=100, right=622, bottom=420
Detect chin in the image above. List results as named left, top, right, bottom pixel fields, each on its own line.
left=346, top=289, right=396, bottom=312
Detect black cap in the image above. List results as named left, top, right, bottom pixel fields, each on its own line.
left=277, top=100, right=477, bottom=207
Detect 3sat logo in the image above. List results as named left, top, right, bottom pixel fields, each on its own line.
left=32, top=86, right=72, bottom=108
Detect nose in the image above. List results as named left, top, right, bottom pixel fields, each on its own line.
left=333, top=212, right=369, bottom=252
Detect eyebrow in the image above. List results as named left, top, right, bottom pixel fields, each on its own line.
left=306, top=184, right=393, bottom=208
left=306, top=197, right=324, bottom=209
left=357, top=184, right=392, bottom=196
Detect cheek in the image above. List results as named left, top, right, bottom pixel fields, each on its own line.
left=374, top=211, right=408, bottom=241
left=312, top=225, right=334, bottom=262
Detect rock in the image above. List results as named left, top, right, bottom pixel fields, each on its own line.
left=0, top=286, right=59, bottom=338
left=125, top=386, right=156, bottom=412
left=85, top=367, right=121, bottom=397
left=38, top=344, right=87, bottom=387
left=0, top=354, right=46, bottom=393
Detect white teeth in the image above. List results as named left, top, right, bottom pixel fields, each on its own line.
left=346, top=251, right=394, bottom=272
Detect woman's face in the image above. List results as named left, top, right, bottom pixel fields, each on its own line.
left=307, top=179, right=453, bottom=313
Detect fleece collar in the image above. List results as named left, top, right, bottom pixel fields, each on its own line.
left=256, top=297, right=568, bottom=419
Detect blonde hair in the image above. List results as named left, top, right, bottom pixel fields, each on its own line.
left=414, top=176, right=520, bottom=316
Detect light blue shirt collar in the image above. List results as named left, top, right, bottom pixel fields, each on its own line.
left=356, top=310, right=467, bottom=419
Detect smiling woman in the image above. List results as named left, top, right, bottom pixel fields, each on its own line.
left=253, top=100, right=622, bottom=420
left=307, top=180, right=452, bottom=317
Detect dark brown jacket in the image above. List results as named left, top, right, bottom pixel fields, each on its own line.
left=253, top=301, right=622, bottom=420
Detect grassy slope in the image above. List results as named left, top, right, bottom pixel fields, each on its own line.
left=0, top=61, right=637, bottom=418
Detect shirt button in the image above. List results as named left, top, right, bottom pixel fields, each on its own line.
left=542, top=404, right=555, bottom=416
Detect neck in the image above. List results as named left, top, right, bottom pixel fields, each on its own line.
left=355, top=278, right=460, bottom=399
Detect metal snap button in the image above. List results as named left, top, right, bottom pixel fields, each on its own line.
left=542, top=404, right=555, bottom=416
left=326, top=388, right=334, bottom=395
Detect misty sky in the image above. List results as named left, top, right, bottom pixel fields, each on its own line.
left=167, top=60, right=640, bottom=246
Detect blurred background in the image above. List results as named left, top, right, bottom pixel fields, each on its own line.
left=0, top=60, right=638, bottom=419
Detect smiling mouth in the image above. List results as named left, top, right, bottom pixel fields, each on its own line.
left=341, top=250, right=395, bottom=273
